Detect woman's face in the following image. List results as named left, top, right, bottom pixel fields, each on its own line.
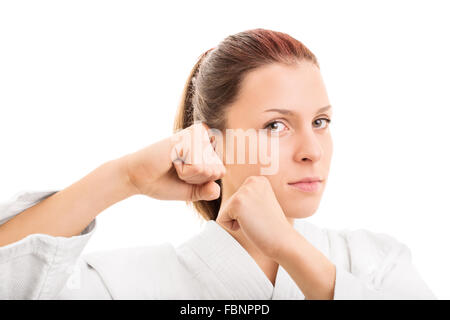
left=219, top=60, right=333, bottom=219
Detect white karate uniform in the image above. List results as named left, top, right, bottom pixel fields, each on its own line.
left=0, top=190, right=437, bottom=300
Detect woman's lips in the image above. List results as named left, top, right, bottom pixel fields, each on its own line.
left=288, top=181, right=322, bottom=192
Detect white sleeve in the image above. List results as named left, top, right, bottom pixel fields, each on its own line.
left=333, top=243, right=437, bottom=300
left=0, top=190, right=111, bottom=299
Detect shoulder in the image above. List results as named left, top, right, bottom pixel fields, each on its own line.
left=81, top=242, right=188, bottom=282
left=82, top=242, right=177, bottom=267
left=81, top=242, right=180, bottom=283
left=80, top=243, right=194, bottom=299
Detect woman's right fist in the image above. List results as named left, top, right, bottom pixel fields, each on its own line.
left=121, top=122, right=226, bottom=201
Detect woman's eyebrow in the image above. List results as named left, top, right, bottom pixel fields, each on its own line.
left=263, top=105, right=332, bottom=116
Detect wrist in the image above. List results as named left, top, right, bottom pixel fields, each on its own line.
left=272, top=226, right=304, bottom=264
left=108, top=155, right=141, bottom=197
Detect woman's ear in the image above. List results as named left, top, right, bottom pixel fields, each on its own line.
left=210, top=135, right=217, bottom=150
left=207, top=128, right=226, bottom=164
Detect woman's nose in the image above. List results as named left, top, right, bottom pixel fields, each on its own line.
left=293, top=130, right=323, bottom=163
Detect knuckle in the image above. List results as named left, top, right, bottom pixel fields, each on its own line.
left=210, top=170, right=221, bottom=181
left=259, top=175, right=270, bottom=184
left=189, top=165, right=202, bottom=175
left=245, top=175, right=258, bottom=184
left=233, top=194, right=244, bottom=207
left=203, top=167, right=213, bottom=177
left=239, top=185, right=251, bottom=197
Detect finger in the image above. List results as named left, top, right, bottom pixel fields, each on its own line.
left=172, top=159, right=184, bottom=180
left=187, top=122, right=211, bottom=165
left=173, top=124, right=226, bottom=184
left=215, top=191, right=243, bottom=232
left=216, top=207, right=240, bottom=232
left=150, top=168, right=201, bottom=201
left=191, top=180, right=221, bottom=201
left=199, top=122, right=223, bottom=161
left=187, top=165, right=225, bottom=184
left=174, top=155, right=225, bottom=184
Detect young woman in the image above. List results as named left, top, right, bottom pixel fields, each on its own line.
left=0, top=28, right=436, bottom=300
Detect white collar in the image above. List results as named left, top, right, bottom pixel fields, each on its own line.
left=179, top=220, right=312, bottom=299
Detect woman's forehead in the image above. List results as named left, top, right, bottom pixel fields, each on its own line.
left=230, top=62, right=330, bottom=119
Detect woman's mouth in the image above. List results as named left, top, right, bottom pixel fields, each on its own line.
left=288, top=178, right=322, bottom=192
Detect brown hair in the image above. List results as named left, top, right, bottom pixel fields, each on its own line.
left=173, top=28, right=319, bottom=221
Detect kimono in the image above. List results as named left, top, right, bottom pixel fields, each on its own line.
left=0, top=190, right=437, bottom=300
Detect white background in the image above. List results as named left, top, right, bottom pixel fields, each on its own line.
left=1, top=0, right=449, bottom=299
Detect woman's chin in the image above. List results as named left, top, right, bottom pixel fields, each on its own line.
left=286, top=211, right=316, bottom=220
left=282, top=199, right=320, bottom=219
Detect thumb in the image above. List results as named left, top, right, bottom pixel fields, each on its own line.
left=216, top=195, right=240, bottom=232
left=191, top=180, right=221, bottom=201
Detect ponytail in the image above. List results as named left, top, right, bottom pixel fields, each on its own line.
left=173, top=48, right=215, bottom=133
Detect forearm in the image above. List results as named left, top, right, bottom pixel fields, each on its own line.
left=275, top=228, right=336, bottom=300
left=0, top=157, right=137, bottom=246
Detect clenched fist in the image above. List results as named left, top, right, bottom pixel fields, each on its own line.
left=123, top=122, right=226, bottom=201
left=216, top=175, right=292, bottom=259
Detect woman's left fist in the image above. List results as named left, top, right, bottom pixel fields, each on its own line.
left=216, top=175, right=293, bottom=259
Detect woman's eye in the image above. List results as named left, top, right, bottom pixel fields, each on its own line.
left=264, top=121, right=287, bottom=133
left=313, top=118, right=331, bottom=129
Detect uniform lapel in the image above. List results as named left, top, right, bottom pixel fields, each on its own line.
left=180, top=220, right=274, bottom=299
left=271, top=264, right=305, bottom=299
left=178, top=219, right=329, bottom=300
